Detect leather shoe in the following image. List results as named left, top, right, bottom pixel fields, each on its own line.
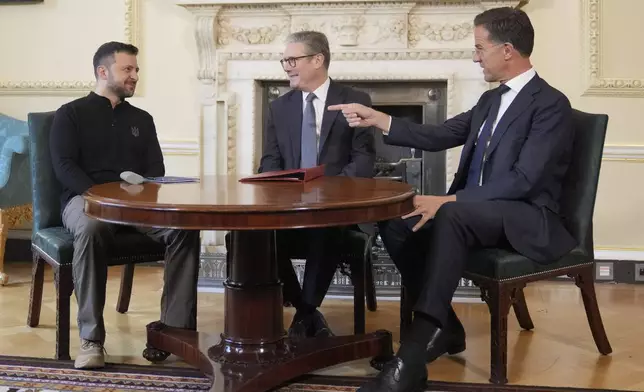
left=358, top=356, right=427, bottom=392
left=287, top=316, right=309, bottom=341
left=370, top=324, right=465, bottom=371
left=310, top=310, right=335, bottom=338
left=287, top=309, right=335, bottom=340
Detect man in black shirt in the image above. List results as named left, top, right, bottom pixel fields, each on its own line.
left=49, top=41, right=200, bottom=369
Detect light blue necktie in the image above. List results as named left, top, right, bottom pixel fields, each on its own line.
left=300, top=93, right=317, bottom=168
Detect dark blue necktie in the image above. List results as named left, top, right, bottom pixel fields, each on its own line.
left=300, top=93, right=317, bottom=168
left=465, top=84, right=511, bottom=188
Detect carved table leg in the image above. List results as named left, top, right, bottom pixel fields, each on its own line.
left=145, top=229, right=393, bottom=392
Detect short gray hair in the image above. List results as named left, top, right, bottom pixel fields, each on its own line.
left=286, top=31, right=330, bottom=69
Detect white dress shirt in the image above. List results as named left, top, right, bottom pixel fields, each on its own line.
left=478, top=67, right=536, bottom=138
left=302, top=77, right=331, bottom=150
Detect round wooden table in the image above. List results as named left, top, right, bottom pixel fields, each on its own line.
left=84, top=175, right=415, bottom=392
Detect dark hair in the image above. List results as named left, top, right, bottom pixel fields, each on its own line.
left=286, top=31, right=331, bottom=69
left=474, top=7, right=534, bottom=57
left=92, top=41, right=139, bottom=78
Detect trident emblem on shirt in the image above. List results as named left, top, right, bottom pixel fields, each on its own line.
left=131, top=126, right=139, bottom=137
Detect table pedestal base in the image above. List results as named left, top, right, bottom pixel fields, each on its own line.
left=144, top=229, right=393, bottom=391
left=145, top=321, right=393, bottom=392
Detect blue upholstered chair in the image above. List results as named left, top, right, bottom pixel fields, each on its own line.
left=25, top=111, right=165, bottom=360
left=0, top=113, right=33, bottom=286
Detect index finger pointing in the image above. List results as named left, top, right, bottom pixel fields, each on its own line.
left=327, top=104, right=346, bottom=111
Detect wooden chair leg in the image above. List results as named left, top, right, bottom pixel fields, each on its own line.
left=0, top=208, right=8, bottom=286
left=351, top=259, right=366, bottom=335
left=365, top=255, right=377, bottom=312
left=116, top=264, right=135, bottom=314
left=512, top=286, right=534, bottom=330
left=481, top=281, right=513, bottom=385
left=55, top=265, right=73, bottom=360
left=571, top=264, right=612, bottom=355
left=27, top=253, right=45, bottom=327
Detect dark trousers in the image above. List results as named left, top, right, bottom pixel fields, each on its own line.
left=276, top=228, right=345, bottom=309
left=378, top=201, right=511, bottom=328
left=225, top=227, right=344, bottom=310
left=62, top=196, right=201, bottom=343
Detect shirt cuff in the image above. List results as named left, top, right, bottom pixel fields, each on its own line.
left=382, top=115, right=392, bottom=135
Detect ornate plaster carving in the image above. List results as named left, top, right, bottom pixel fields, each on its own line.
left=409, top=18, right=473, bottom=47
left=332, top=16, right=366, bottom=47
left=582, top=0, right=644, bottom=97
left=217, top=16, right=290, bottom=46
left=193, top=6, right=221, bottom=82
left=227, top=100, right=239, bottom=174
left=0, top=0, right=140, bottom=96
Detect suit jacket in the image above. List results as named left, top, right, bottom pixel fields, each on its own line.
left=258, top=79, right=377, bottom=234
left=385, top=74, right=577, bottom=263
left=258, top=79, right=375, bottom=177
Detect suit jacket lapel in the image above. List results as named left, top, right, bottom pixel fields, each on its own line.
left=289, top=91, right=303, bottom=167
left=485, top=77, right=540, bottom=157
left=318, top=81, right=342, bottom=155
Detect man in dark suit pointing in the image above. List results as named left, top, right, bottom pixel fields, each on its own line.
left=330, top=7, right=576, bottom=392
left=234, top=30, right=375, bottom=339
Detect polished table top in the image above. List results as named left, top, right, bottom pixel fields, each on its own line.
left=84, top=175, right=415, bottom=230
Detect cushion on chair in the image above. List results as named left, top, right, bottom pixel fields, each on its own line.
left=33, top=226, right=165, bottom=266
left=465, top=246, right=589, bottom=280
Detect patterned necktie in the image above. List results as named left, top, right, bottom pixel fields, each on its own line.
left=465, top=84, right=511, bottom=188
left=300, top=93, right=317, bottom=169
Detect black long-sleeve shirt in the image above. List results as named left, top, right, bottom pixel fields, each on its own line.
left=50, top=91, right=165, bottom=210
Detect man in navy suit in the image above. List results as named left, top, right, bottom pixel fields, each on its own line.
left=243, top=30, right=375, bottom=339
left=330, top=7, right=576, bottom=392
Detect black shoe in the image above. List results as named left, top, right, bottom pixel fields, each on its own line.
left=287, top=312, right=311, bottom=341
left=288, top=309, right=335, bottom=340
left=425, top=319, right=466, bottom=363
left=309, top=310, right=335, bottom=338
left=358, top=356, right=427, bottom=392
left=370, top=324, right=465, bottom=371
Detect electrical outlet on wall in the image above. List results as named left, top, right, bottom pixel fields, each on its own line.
left=635, top=264, right=644, bottom=282
left=595, top=262, right=613, bottom=280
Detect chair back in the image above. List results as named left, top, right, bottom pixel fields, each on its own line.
left=559, top=109, right=609, bottom=258
left=27, top=111, right=61, bottom=233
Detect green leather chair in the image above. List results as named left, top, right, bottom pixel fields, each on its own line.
left=25, top=111, right=165, bottom=360
left=400, top=109, right=612, bottom=384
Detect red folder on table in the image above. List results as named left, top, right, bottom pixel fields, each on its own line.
left=239, top=165, right=325, bottom=183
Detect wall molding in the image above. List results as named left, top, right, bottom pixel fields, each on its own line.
left=595, top=249, right=644, bottom=261
left=0, top=0, right=140, bottom=96
left=160, top=140, right=200, bottom=156
left=602, top=145, right=644, bottom=162
left=582, top=0, right=644, bottom=97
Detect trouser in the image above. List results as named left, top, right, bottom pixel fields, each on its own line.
left=378, top=201, right=510, bottom=328
left=62, top=196, right=200, bottom=343
left=275, top=227, right=345, bottom=309
left=224, top=227, right=345, bottom=310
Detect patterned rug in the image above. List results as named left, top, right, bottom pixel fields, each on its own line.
left=0, top=356, right=627, bottom=392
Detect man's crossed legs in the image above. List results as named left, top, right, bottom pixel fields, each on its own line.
left=361, top=201, right=512, bottom=392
